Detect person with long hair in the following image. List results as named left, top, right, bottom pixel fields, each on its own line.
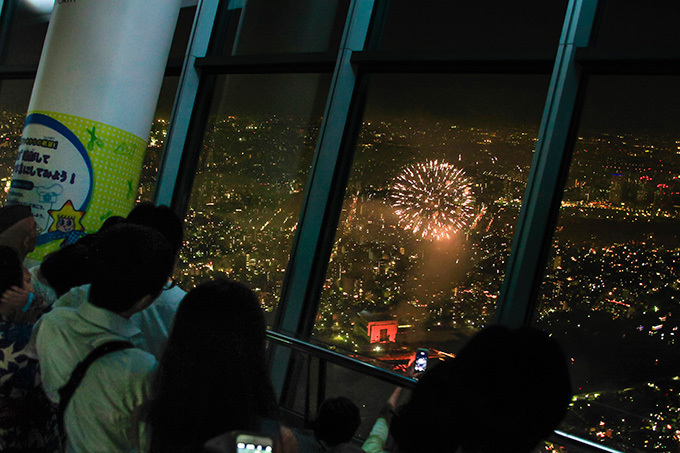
left=146, top=278, right=296, bottom=452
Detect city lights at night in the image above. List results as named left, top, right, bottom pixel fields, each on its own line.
left=3, top=103, right=680, bottom=451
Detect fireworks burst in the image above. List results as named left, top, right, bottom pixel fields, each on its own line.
left=390, top=160, right=475, bottom=239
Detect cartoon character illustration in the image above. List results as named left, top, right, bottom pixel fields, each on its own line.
left=55, top=216, right=76, bottom=234
left=36, top=200, right=87, bottom=247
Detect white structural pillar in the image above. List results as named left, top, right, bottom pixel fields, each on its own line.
left=7, top=0, right=181, bottom=257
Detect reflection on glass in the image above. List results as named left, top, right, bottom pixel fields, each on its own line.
left=178, top=74, right=331, bottom=318
left=213, top=0, right=349, bottom=56
left=0, top=79, right=34, bottom=207
left=323, top=361, right=409, bottom=440
left=277, top=348, right=408, bottom=442
left=532, top=441, right=568, bottom=453
left=535, top=76, right=680, bottom=451
left=313, top=74, right=549, bottom=368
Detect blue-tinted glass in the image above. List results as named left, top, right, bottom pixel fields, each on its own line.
left=211, top=0, right=349, bottom=56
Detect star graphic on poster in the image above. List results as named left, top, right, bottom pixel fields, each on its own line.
left=47, top=200, right=86, bottom=233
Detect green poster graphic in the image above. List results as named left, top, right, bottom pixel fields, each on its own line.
left=8, top=111, right=147, bottom=259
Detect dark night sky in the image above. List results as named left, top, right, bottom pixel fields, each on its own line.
left=364, top=74, right=550, bottom=129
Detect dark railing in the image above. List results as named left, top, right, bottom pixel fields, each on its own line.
left=266, top=330, right=626, bottom=453
left=267, top=330, right=414, bottom=389
left=548, top=431, right=626, bottom=453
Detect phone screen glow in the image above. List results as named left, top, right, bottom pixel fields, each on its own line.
left=236, top=441, right=273, bottom=452
left=415, top=349, right=428, bottom=372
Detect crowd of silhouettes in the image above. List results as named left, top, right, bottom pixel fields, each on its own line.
left=0, top=201, right=573, bottom=453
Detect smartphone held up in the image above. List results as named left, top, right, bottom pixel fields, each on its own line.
left=414, top=348, right=428, bottom=373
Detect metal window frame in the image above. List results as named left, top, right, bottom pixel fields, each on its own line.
left=157, top=0, right=593, bottom=394
left=495, top=0, right=601, bottom=326
left=154, top=0, right=221, bottom=208
left=151, top=0, right=374, bottom=402
left=267, top=0, right=377, bottom=402
left=0, top=0, right=13, bottom=63
left=272, top=0, right=376, bottom=339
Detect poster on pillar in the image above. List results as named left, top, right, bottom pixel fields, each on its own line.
left=4, top=0, right=182, bottom=259
left=8, top=111, right=146, bottom=256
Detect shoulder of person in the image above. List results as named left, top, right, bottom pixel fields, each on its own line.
left=35, top=305, right=78, bottom=331
left=100, top=344, right=158, bottom=374
left=27, top=264, right=41, bottom=278
left=153, top=285, right=185, bottom=309
left=166, top=283, right=187, bottom=298
left=54, top=284, right=90, bottom=309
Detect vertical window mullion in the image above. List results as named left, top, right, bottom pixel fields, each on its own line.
left=495, top=0, right=600, bottom=327
left=0, top=0, right=15, bottom=63
left=274, top=0, right=376, bottom=338
left=269, top=0, right=376, bottom=401
left=154, top=0, right=220, bottom=207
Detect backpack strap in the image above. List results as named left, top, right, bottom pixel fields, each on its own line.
left=57, top=340, right=134, bottom=439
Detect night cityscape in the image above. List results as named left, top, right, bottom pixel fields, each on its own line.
left=2, top=109, right=680, bottom=451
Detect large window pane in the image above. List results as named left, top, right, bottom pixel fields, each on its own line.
left=535, top=76, right=680, bottom=452
left=379, top=0, right=568, bottom=56
left=0, top=79, right=33, bottom=206
left=178, top=74, right=331, bottom=321
left=313, top=74, right=549, bottom=367
left=211, top=0, right=349, bottom=56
